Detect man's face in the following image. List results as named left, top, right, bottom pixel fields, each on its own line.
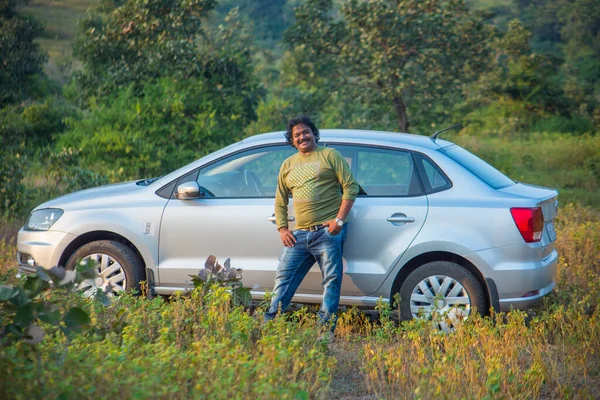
left=292, top=123, right=317, bottom=154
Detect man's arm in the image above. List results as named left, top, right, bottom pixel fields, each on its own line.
left=323, top=199, right=355, bottom=234
left=325, top=149, right=359, bottom=233
left=274, top=163, right=297, bottom=247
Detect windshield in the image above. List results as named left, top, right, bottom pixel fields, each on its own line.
left=440, top=145, right=515, bottom=189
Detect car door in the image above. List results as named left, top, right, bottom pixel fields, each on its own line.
left=157, top=144, right=296, bottom=290
left=307, top=144, right=428, bottom=296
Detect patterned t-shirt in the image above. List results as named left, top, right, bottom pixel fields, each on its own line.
left=274, top=146, right=359, bottom=230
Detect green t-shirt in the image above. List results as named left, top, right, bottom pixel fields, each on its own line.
left=275, top=146, right=359, bottom=230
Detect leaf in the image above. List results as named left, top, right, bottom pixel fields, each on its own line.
left=63, top=307, right=91, bottom=333
left=76, top=260, right=98, bottom=280
left=197, top=269, right=212, bottom=283
left=216, top=269, right=228, bottom=282
left=94, top=290, right=111, bottom=306
left=36, top=266, right=53, bottom=282
left=205, top=255, right=217, bottom=272
left=223, top=258, right=231, bottom=270
left=58, top=270, right=77, bottom=286
left=37, top=307, right=62, bottom=325
left=10, top=287, right=31, bottom=307
left=22, top=324, right=45, bottom=345
left=14, top=303, right=35, bottom=328
left=48, top=266, right=67, bottom=281
left=189, top=275, right=204, bottom=288
left=111, top=308, right=128, bottom=333
left=227, top=268, right=239, bottom=281
left=0, top=285, right=16, bottom=301
left=232, top=287, right=252, bottom=308
left=24, top=275, right=50, bottom=296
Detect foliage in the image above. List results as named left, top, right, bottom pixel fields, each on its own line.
left=190, top=255, right=252, bottom=308
left=0, top=203, right=599, bottom=398
left=282, top=0, right=492, bottom=132
left=73, top=0, right=216, bottom=98
left=0, top=98, right=71, bottom=149
left=0, top=262, right=107, bottom=348
left=216, top=0, right=299, bottom=49
left=0, top=150, right=27, bottom=218
left=0, top=284, right=334, bottom=399
left=65, top=1, right=263, bottom=181
left=73, top=0, right=263, bottom=113
left=57, top=77, right=255, bottom=181
left=0, top=99, right=76, bottom=218
left=44, top=147, right=110, bottom=193
left=460, top=19, right=589, bottom=136
left=0, top=0, right=47, bottom=106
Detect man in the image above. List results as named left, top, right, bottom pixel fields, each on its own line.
left=264, top=116, right=359, bottom=332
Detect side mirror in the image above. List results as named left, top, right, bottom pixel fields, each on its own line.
left=175, top=181, right=200, bottom=200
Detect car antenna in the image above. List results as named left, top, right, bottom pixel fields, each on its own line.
left=431, top=123, right=462, bottom=141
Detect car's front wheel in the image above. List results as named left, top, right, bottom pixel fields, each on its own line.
left=65, top=240, right=144, bottom=296
left=399, top=261, right=487, bottom=330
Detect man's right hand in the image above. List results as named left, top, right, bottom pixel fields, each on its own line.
left=279, top=227, right=297, bottom=247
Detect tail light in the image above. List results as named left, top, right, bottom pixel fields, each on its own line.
left=510, top=207, right=544, bottom=243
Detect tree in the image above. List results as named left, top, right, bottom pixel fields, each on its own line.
left=65, top=4, right=263, bottom=180
left=283, top=0, right=492, bottom=132
left=0, top=0, right=47, bottom=106
left=216, top=0, right=296, bottom=47
left=74, top=0, right=218, bottom=98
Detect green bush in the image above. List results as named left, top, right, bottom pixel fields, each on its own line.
left=58, top=78, right=255, bottom=182
left=0, top=99, right=70, bottom=150
left=0, top=285, right=334, bottom=399
left=0, top=151, right=27, bottom=218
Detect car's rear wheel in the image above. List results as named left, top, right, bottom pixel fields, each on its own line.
left=65, top=240, right=144, bottom=296
left=399, top=261, right=486, bottom=330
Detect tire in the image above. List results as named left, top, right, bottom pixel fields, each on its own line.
left=399, top=261, right=487, bottom=329
left=65, top=240, right=144, bottom=296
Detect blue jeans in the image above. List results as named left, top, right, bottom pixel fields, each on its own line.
left=264, top=224, right=348, bottom=330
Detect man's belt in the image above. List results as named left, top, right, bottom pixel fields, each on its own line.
left=298, top=224, right=326, bottom=232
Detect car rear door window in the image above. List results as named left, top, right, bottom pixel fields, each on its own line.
left=329, top=145, right=423, bottom=197
left=414, top=153, right=452, bottom=194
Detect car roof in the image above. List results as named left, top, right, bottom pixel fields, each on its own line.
left=241, top=129, right=454, bottom=150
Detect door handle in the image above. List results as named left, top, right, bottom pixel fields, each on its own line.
left=387, top=213, right=415, bottom=226
left=268, top=214, right=295, bottom=223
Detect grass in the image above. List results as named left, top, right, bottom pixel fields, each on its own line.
left=1, top=204, right=599, bottom=398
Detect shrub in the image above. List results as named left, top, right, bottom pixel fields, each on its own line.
left=57, top=78, right=254, bottom=181
left=0, top=262, right=105, bottom=348
left=0, top=284, right=334, bottom=399
left=0, top=151, right=27, bottom=218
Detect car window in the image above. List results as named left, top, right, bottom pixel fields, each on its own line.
left=330, top=145, right=423, bottom=197
left=440, top=144, right=514, bottom=189
left=196, top=145, right=295, bottom=198
left=414, top=153, right=452, bottom=194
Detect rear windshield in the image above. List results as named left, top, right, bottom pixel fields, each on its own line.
left=440, top=145, right=515, bottom=189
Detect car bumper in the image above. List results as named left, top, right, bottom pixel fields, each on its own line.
left=467, top=246, right=559, bottom=312
left=16, top=228, right=74, bottom=274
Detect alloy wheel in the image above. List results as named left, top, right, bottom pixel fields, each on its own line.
left=76, top=253, right=127, bottom=297
left=409, top=274, right=472, bottom=331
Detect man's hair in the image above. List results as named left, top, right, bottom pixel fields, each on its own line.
left=284, top=115, right=320, bottom=147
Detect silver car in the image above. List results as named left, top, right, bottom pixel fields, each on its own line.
left=16, top=130, right=558, bottom=322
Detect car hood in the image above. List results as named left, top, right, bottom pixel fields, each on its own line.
left=34, top=180, right=147, bottom=211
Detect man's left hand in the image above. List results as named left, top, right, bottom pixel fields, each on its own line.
left=324, top=219, right=342, bottom=234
